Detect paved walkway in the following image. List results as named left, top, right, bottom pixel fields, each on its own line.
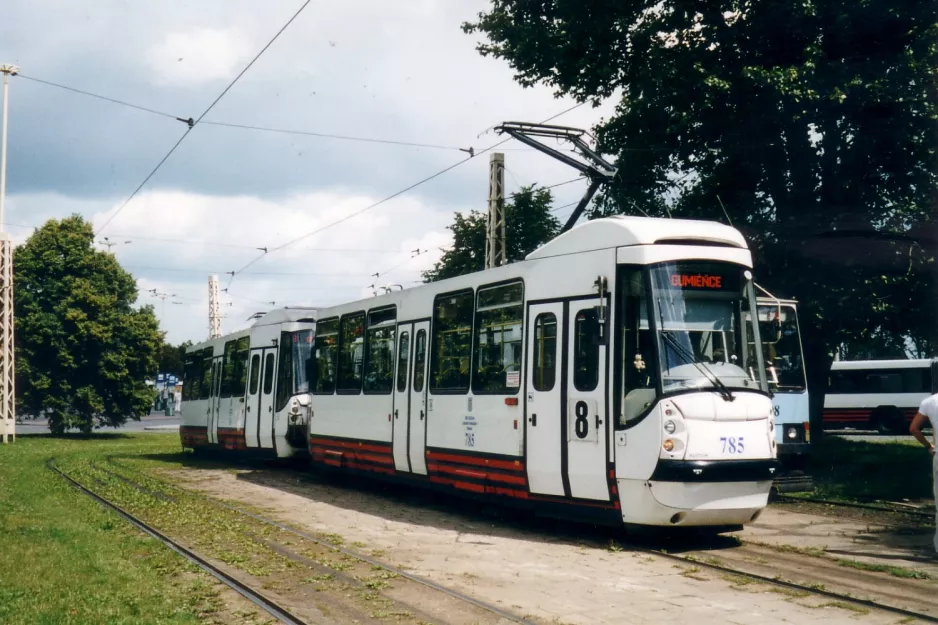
left=741, top=505, right=938, bottom=576
left=177, top=468, right=918, bottom=625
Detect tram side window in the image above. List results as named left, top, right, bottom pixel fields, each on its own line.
left=397, top=332, right=410, bottom=393
left=413, top=329, right=427, bottom=392
left=430, top=290, right=474, bottom=393
left=473, top=282, right=523, bottom=394
left=532, top=313, right=557, bottom=392
left=573, top=309, right=600, bottom=392
left=364, top=307, right=396, bottom=394
left=249, top=354, right=261, bottom=395
left=338, top=312, right=365, bottom=393
left=233, top=337, right=250, bottom=397
left=220, top=340, right=237, bottom=398
left=263, top=352, right=275, bottom=395
left=313, top=319, right=338, bottom=394
left=620, top=269, right=656, bottom=426
left=200, top=349, right=213, bottom=399
left=183, top=354, right=199, bottom=400
left=276, top=332, right=294, bottom=411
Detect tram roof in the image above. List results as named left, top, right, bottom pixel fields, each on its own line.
left=526, top=216, right=747, bottom=260
left=250, top=307, right=319, bottom=327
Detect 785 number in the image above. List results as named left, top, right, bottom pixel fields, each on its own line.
left=720, top=436, right=745, bottom=454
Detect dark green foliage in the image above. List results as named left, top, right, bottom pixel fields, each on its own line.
left=423, top=185, right=560, bottom=282
left=465, top=1, right=938, bottom=430
left=14, top=216, right=162, bottom=434
left=157, top=341, right=191, bottom=378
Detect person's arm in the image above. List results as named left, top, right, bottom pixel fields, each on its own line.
left=909, top=412, right=935, bottom=456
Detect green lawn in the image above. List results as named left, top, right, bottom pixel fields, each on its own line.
left=805, top=436, right=935, bottom=503
left=0, top=433, right=227, bottom=625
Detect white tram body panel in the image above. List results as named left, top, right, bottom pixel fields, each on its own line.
left=180, top=216, right=777, bottom=530
left=180, top=308, right=316, bottom=458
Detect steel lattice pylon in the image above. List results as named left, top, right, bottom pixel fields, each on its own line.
left=0, top=234, right=14, bottom=443
left=208, top=275, right=221, bottom=339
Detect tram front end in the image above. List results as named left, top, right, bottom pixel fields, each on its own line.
left=614, top=259, right=778, bottom=528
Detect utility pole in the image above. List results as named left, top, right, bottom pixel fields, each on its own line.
left=485, top=152, right=506, bottom=269
left=208, top=275, right=221, bottom=339
left=0, top=64, right=18, bottom=444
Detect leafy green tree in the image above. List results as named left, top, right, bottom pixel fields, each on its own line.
left=465, top=1, right=937, bottom=430
left=15, top=215, right=162, bottom=434
left=157, top=341, right=191, bottom=378
left=424, top=185, right=561, bottom=282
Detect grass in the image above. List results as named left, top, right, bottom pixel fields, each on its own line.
left=0, top=434, right=225, bottom=624
left=803, top=437, right=934, bottom=502
left=836, top=558, right=932, bottom=580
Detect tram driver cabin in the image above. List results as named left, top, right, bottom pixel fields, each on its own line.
left=181, top=216, right=781, bottom=530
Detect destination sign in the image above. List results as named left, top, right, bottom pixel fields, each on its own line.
left=670, top=273, right=723, bottom=289
left=664, top=269, right=740, bottom=292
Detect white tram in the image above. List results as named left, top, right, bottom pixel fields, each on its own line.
left=180, top=308, right=316, bottom=456
left=180, top=216, right=779, bottom=529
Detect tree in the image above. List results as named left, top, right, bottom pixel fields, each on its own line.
left=157, top=341, right=192, bottom=378
left=15, top=215, right=162, bottom=434
left=424, top=185, right=561, bottom=282
left=465, top=0, right=938, bottom=431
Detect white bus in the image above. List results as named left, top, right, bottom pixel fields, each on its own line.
left=755, top=298, right=809, bottom=469
left=182, top=216, right=779, bottom=530
left=824, top=358, right=937, bottom=434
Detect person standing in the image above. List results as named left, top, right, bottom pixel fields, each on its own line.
left=910, top=392, right=937, bottom=554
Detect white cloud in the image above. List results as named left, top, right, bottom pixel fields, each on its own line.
left=146, top=28, right=254, bottom=86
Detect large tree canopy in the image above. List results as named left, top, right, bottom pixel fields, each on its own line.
left=424, top=185, right=560, bottom=282
left=466, top=0, right=937, bottom=423
left=15, top=216, right=162, bottom=433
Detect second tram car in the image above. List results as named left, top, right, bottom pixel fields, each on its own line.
left=181, top=216, right=780, bottom=529
left=755, top=298, right=809, bottom=469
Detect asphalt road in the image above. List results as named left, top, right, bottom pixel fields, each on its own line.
left=13, top=412, right=180, bottom=436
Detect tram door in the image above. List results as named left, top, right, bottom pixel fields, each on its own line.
left=244, top=351, right=263, bottom=448
left=392, top=323, right=414, bottom=472
left=565, top=299, right=610, bottom=500
left=525, top=302, right=565, bottom=496
left=256, top=349, right=278, bottom=449
left=408, top=322, right=429, bottom=475
left=208, top=356, right=224, bottom=445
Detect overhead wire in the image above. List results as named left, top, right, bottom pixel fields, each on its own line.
left=93, top=0, right=314, bottom=236
left=17, top=75, right=182, bottom=121
left=225, top=101, right=588, bottom=288
left=199, top=121, right=467, bottom=152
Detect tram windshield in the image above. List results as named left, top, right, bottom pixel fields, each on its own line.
left=755, top=303, right=806, bottom=392
left=649, top=261, right=767, bottom=397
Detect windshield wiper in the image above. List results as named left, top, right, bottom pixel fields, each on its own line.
left=660, top=330, right=735, bottom=402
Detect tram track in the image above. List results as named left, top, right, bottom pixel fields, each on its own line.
left=79, top=455, right=938, bottom=624
left=774, top=494, right=935, bottom=520
left=56, top=456, right=538, bottom=625
left=47, top=458, right=310, bottom=625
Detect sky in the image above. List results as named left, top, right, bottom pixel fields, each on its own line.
left=0, top=0, right=617, bottom=344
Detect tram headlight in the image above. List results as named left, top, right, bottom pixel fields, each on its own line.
left=663, top=420, right=676, bottom=434
left=786, top=427, right=798, bottom=440
left=662, top=439, right=675, bottom=452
